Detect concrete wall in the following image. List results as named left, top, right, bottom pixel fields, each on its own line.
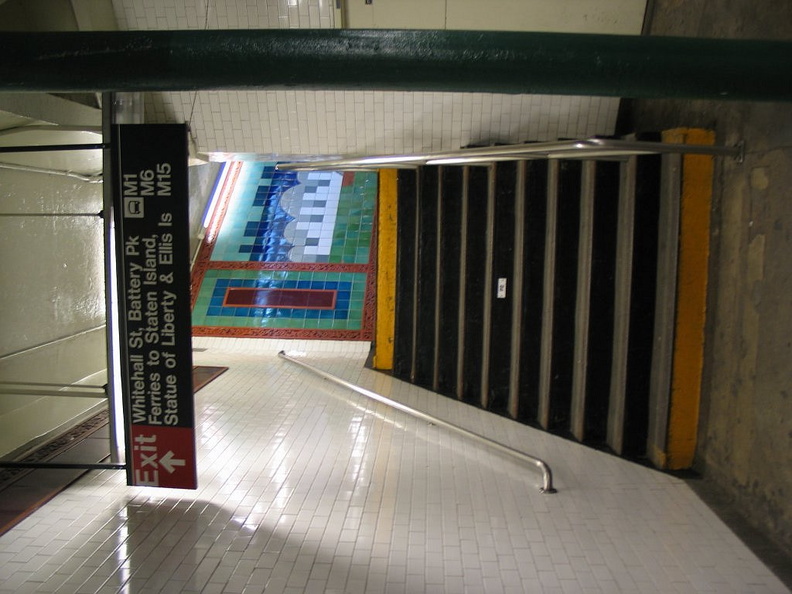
left=631, top=0, right=792, bottom=560
left=701, top=128, right=792, bottom=555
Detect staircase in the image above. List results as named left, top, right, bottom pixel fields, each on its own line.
left=279, top=130, right=735, bottom=468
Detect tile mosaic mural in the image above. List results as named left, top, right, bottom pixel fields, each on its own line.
left=191, top=162, right=377, bottom=340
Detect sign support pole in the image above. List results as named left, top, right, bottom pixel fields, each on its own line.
left=101, top=92, right=124, bottom=465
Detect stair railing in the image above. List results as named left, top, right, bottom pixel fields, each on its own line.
left=278, top=351, right=557, bottom=494
left=276, top=137, right=742, bottom=171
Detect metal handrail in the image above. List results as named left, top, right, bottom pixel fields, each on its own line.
left=0, top=461, right=124, bottom=470
left=0, top=325, right=106, bottom=362
left=0, top=381, right=106, bottom=390
left=0, top=161, right=103, bottom=183
left=278, top=351, right=557, bottom=494
left=276, top=137, right=743, bottom=171
left=0, top=388, right=107, bottom=398
left=0, top=381, right=108, bottom=399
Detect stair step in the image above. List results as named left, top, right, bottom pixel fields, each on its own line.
left=387, top=132, right=710, bottom=466
left=514, top=160, right=549, bottom=422
left=414, top=167, right=439, bottom=390
left=436, top=167, right=464, bottom=396
left=460, top=166, right=489, bottom=405
left=393, top=169, right=417, bottom=382
left=486, top=161, right=518, bottom=414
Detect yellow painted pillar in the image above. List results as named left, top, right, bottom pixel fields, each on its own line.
left=373, top=169, right=398, bottom=370
left=663, top=128, right=715, bottom=469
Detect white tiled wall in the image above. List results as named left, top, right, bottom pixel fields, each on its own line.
left=112, top=0, right=620, bottom=157
left=149, top=90, right=619, bottom=157
left=113, top=0, right=334, bottom=30
left=0, top=126, right=107, bottom=457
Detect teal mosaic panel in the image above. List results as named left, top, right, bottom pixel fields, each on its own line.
left=210, top=165, right=377, bottom=265
left=329, top=172, right=377, bottom=264
left=193, top=269, right=368, bottom=331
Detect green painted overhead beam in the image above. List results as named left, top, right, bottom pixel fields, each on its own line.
left=1, top=29, right=791, bottom=101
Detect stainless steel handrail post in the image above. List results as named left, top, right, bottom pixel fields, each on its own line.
left=278, top=351, right=557, bottom=493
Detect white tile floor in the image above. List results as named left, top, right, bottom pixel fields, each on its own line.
left=0, top=337, right=787, bottom=593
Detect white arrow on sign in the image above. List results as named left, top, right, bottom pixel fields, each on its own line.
left=160, top=450, right=186, bottom=474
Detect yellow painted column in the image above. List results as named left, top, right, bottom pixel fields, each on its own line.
left=373, top=169, right=398, bottom=370
left=663, top=128, right=715, bottom=469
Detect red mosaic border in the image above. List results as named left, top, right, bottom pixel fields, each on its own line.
left=192, top=326, right=373, bottom=341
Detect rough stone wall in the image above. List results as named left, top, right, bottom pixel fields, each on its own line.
left=629, top=0, right=792, bottom=558
left=703, top=127, right=792, bottom=555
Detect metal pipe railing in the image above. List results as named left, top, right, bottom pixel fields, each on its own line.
left=0, top=161, right=103, bottom=183
left=0, top=379, right=108, bottom=402
left=0, top=325, right=106, bottom=362
left=0, top=380, right=115, bottom=472
left=0, top=461, right=124, bottom=470
left=276, top=137, right=743, bottom=171
left=278, top=351, right=557, bottom=493
left=0, top=388, right=107, bottom=399
left=0, top=381, right=106, bottom=390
